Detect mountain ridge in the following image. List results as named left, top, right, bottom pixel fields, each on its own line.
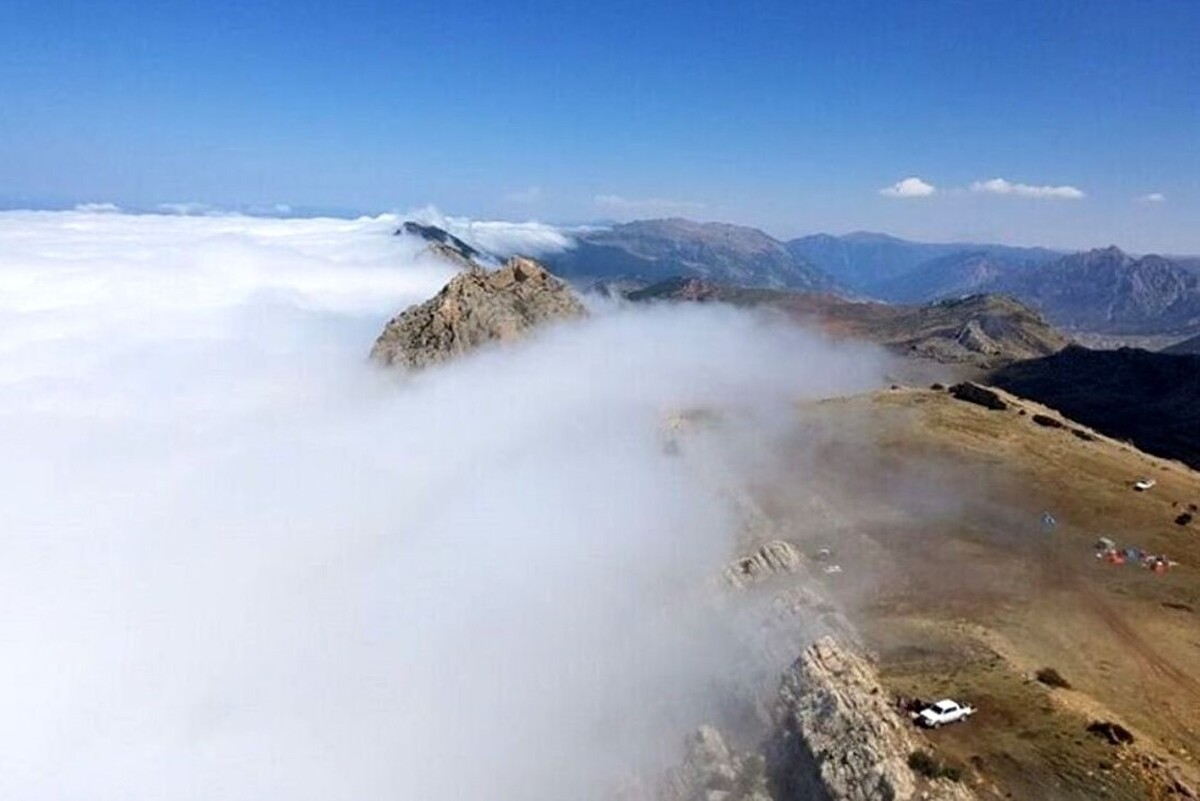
left=625, top=276, right=1069, bottom=368
left=541, top=218, right=838, bottom=291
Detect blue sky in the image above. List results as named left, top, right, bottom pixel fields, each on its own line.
left=2, top=0, right=1197, bottom=251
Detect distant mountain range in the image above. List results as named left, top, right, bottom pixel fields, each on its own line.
left=540, top=218, right=836, bottom=291
left=992, top=247, right=1200, bottom=335
left=793, top=233, right=1200, bottom=336
left=785, top=231, right=1060, bottom=296
left=1164, top=333, right=1200, bottom=355
left=400, top=219, right=1200, bottom=338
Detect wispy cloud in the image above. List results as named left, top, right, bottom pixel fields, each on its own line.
left=155, top=201, right=218, bottom=216
left=73, top=202, right=122, bottom=213
left=503, top=186, right=543, bottom=204
left=406, top=205, right=574, bottom=256
left=1136, top=192, right=1166, bottom=204
left=969, top=178, right=1085, bottom=200
left=878, top=177, right=936, bottom=198
left=593, top=194, right=706, bottom=216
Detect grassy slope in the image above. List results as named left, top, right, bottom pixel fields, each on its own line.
left=768, top=387, right=1200, bottom=799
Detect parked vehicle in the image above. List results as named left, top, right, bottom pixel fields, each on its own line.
left=1134, top=478, right=1157, bottom=491
left=915, top=699, right=975, bottom=728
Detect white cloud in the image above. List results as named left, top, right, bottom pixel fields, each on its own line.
left=0, top=208, right=893, bottom=799
left=503, top=186, right=543, bottom=204
left=245, top=202, right=294, bottom=216
left=1136, top=192, right=1166, bottom=204
left=405, top=205, right=574, bottom=256
left=73, top=202, right=122, bottom=213
left=878, top=177, right=936, bottom=198
left=154, top=201, right=220, bottom=216
left=969, top=177, right=1085, bottom=199
left=593, top=194, right=706, bottom=217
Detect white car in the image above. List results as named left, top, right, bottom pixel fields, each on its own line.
left=915, top=699, right=975, bottom=728
left=1133, top=478, right=1157, bottom=492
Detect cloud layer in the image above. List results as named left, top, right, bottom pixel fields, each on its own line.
left=0, top=209, right=887, bottom=800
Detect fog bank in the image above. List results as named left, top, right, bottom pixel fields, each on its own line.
left=0, top=210, right=887, bottom=799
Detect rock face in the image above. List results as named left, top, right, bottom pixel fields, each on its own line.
left=370, top=256, right=587, bottom=369
left=661, top=638, right=976, bottom=801
left=724, top=541, right=803, bottom=589
left=770, top=637, right=976, bottom=801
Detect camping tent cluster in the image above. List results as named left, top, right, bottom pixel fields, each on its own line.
left=1094, top=537, right=1174, bottom=573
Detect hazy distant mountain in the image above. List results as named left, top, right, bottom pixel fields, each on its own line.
left=627, top=276, right=1068, bottom=368
left=543, top=218, right=837, bottom=291
left=1163, top=333, right=1200, bottom=354
left=395, top=220, right=489, bottom=265
left=795, top=233, right=1200, bottom=336
left=872, top=251, right=1034, bottom=304
left=786, top=231, right=1058, bottom=296
left=995, top=246, right=1200, bottom=335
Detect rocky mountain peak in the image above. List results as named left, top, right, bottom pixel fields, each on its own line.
left=370, top=255, right=587, bottom=369
left=395, top=220, right=487, bottom=266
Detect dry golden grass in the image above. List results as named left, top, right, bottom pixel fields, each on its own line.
left=775, top=387, right=1200, bottom=798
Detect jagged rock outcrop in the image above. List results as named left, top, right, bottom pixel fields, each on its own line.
left=951, top=319, right=1001, bottom=356
left=770, top=637, right=976, bottom=801
left=370, top=256, right=587, bottom=369
left=724, top=541, right=803, bottom=589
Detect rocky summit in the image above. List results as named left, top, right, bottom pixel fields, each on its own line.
left=370, top=256, right=587, bottom=369
left=395, top=220, right=487, bottom=265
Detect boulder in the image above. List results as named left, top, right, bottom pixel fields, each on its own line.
left=948, top=382, right=1009, bottom=411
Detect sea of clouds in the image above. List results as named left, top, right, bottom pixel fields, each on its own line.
left=0, top=209, right=887, bottom=800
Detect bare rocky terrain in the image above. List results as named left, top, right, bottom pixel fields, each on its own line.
left=370, top=255, right=586, bottom=368
left=625, top=276, right=1069, bottom=369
